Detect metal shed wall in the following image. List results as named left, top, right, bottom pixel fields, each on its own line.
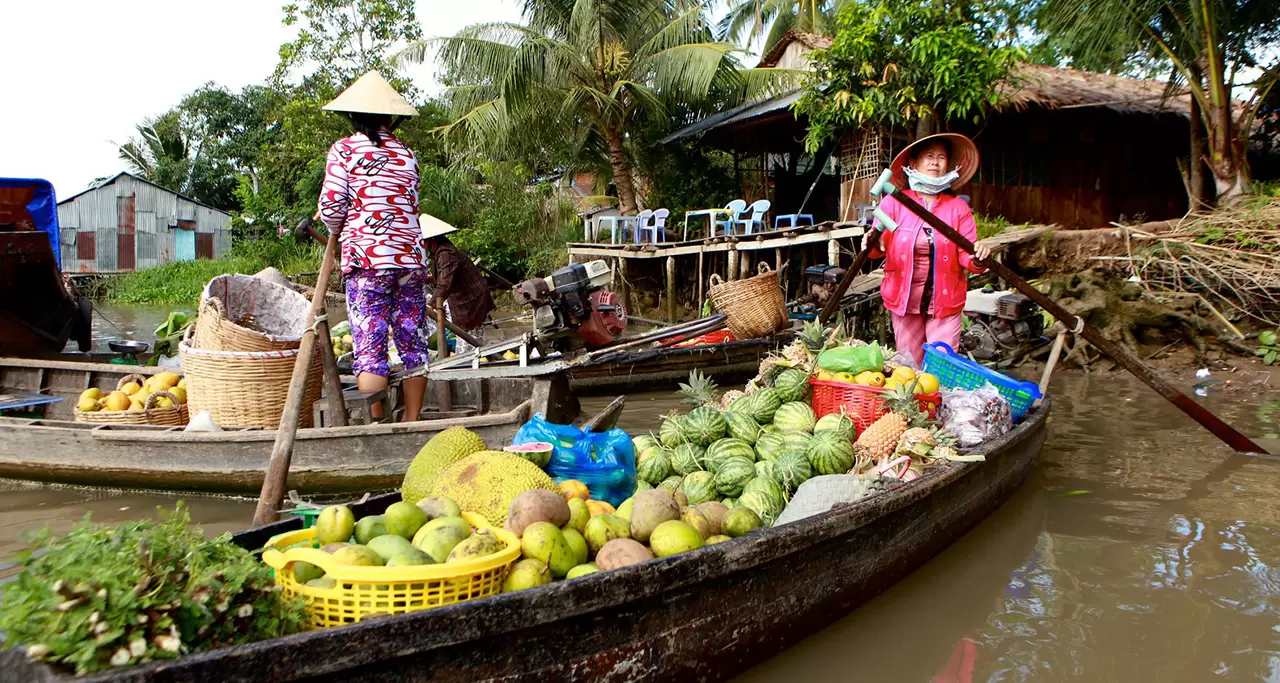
left=57, top=173, right=232, bottom=273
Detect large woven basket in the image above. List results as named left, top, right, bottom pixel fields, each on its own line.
left=708, top=262, right=788, bottom=339
left=194, top=274, right=310, bottom=352
left=74, top=374, right=189, bottom=426
left=179, top=340, right=322, bottom=429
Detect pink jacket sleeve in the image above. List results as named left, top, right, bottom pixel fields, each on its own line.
left=953, top=204, right=986, bottom=274
left=318, top=141, right=350, bottom=233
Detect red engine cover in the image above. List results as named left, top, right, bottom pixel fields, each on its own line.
left=577, top=289, right=627, bottom=347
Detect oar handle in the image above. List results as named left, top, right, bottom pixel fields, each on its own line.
left=884, top=184, right=1264, bottom=454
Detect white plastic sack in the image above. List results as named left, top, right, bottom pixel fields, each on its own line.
left=938, top=383, right=1012, bottom=447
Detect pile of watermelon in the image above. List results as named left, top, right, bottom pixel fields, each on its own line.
left=634, top=369, right=858, bottom=526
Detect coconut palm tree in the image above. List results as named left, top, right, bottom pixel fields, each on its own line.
left=398, top=0, right=799, bottom=215
left=716, top=0, right=853, bottom=54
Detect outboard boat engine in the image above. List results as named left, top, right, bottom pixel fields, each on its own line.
left=960, top=287, right=1045, bottom=362
left=512, top=260, right=627, bottom=351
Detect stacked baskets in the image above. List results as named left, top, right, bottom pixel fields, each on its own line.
left=180, top=274, right=321, bottom=428
left=708, top=263, right=788, bottom=339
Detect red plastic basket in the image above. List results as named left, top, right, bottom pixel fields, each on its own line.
left=809, top=378, right=939, bottom=433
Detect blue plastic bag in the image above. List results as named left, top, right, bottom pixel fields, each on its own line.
left=512, top=413, right=637, bottom=507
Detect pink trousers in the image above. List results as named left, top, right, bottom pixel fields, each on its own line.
left=892, top=311, right=963, bottom=368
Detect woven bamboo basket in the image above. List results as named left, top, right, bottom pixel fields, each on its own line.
left=179, top=339, right=322, bottom=429
left=74, top=374, right=189, bottom=426
left=194, top=274, right=310, bottom=352
left=708, top=262, right=788, bottom=339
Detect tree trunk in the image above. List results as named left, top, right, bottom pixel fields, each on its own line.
left=605, top=130, right=639, bottom=215
left=1188, top=92, right=1206, bottom=208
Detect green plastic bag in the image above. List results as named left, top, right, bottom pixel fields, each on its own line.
left=817, top=343, right=884, bottom=374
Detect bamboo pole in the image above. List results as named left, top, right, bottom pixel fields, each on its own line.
left=434, top=307, right=451, bottom=412
left=253, top=230, right=339, bottom=526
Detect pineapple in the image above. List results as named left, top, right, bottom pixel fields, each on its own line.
left=895, top=427, right=936, bottom=458
left=856, top=384, right=930, bottom=462
left=719, top=389, right=746, bottom=410
left=797, top=320, right=830, bottom=355
left=677, top=369, right=719, bottom=407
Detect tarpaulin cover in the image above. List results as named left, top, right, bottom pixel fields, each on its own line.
left=0, top=178, right=60, bottom=270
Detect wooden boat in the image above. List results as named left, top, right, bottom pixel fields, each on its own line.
left=0, top=400, right=1049, bottom=682
left=570, top=334, right=787, bottom=394
left=0, top=357, right=581, bottom=496
left=0, top=178, right=91, bottom=356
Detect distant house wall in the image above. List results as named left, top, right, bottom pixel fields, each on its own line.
left=57, top=173, right=232, bottom=273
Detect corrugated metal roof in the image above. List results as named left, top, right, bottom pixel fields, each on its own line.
left=58, top=172, right=232, bottom=216
left=659, top=89, right=806, bottom=144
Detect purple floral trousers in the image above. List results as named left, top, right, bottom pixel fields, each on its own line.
left=344, top=267, right=429, bottom=377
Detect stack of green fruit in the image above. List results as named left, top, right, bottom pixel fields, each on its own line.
left=300, top=495, right=507, bottom=587
left=633, top=369, right=860, bottom=526
left=502, top=486, right=765, bottom=591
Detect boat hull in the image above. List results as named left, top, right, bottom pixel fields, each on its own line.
left=0, top=400, right=1047, bottom=682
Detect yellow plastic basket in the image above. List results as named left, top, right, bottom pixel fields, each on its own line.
left=261, top=512, right=520, bottom=629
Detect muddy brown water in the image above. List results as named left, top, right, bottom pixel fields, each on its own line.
left=5, top=373, right=1280, bottom=681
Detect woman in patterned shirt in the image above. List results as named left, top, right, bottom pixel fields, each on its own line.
left=318, top=71, right=428, bottom=421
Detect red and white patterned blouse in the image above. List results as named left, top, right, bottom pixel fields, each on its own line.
left=319, top=129, right=422, bottom=272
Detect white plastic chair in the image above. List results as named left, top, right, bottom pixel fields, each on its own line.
left=639, top=208, right=671, bottom=243
left=713, top=199, right=748, bottom=236
left=732, top=199, right=771, bottom=234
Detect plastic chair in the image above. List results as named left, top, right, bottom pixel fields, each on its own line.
left=774, top=212, right=814, bottom=229
left=713, top=199, right=748, bottom=235
left=611, top=209, right=651, bottom=244
left=639, top=208, right=670, bottom=243
left=731, top=199, right=771, bottom=235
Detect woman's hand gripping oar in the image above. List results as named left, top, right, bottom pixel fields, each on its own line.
left=864, top=169, right=1266, bottom=454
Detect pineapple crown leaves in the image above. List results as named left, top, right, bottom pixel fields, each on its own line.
left=677, top=369, right=720, bottom=407
left=883, top=383, right=931, bottom=428
left=799, top=320, right=830, bottom=352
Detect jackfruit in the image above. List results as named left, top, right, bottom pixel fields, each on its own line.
left=428, top=450, right=556, bottom=527
left=400, top=427, right=488, bottom=505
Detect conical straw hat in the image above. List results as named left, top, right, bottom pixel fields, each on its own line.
left=323, top=71, right=419, bottom=117
left=888, top=133, right=979, bottom=191
left=419, top=213, right=459, bottom=240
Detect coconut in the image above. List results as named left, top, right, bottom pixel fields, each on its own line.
left=505, top=489, right=571, bottom=536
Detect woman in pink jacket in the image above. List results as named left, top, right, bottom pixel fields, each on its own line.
left=863, top=133, right=991, bottom=368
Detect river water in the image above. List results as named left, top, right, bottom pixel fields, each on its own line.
left=5, top=347, right=1280, bottom=679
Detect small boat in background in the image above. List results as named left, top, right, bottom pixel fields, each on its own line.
left=0, top=178, right=92, bottom=357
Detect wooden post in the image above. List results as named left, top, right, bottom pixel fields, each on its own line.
left=253, top=231, right=339, bottom=526
left=727, top=248, right=739, bottom=283
left=828, top=235, right=839, bottom=267
left=696, top=248, right=705, bottom=310
left=665, top=256, right=677, bottom=323
left=739, top=249, right=751, bottom=280
left=775, top=248, right=784, bottom=299
left=434, top=307, right=452, bottom=412
left=316, top=317, right=347, bottom=428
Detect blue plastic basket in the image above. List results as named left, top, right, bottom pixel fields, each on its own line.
left=920, top=342, right=1042, bottom=418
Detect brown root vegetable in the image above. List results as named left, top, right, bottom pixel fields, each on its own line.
left=629, top=489, right=681, bottom=544
left=595, top=538, right=655, bottom=571
left=695, top=502, right=728, bottom=537
left=504, top=489, right=571, bottom=536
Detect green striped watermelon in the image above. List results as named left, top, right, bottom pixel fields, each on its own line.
left=679, top=471, right=718, bottom=506
left=659, top=415, right=688, bottom=448
left=722, top=497, right=739, bottom=508
left=636, top=479, right=653, bottom=492
left=683, top=406, right=727, bottom=447
left=814, top=412, right=856, bottom=442
left=748, top=388, right=783, bottom=424
left=633, top=434, right=660, bottom=453
left=714, top=457, right=756, bottom=497
left=738, top=490, right=783, bottom=526
left=772, top=369, right=810, bottom=403
left=754, top=431, right=785, bottom=461
left=671, top=443, right=706, bottom=475
left=775, top=451, right=813, bottom=493
left=743, top=474, right=786, bottom=508
left=704, top=438, right=755, bottom=473
left=637, top=448, right=673, bottom=484
left=754, top=460, right=782, bottom=486
left=807, top=433, right=855, bottom=475
left=659, top=475, right=683, bottom=492
left=773, top=401, right=816, bottom=433
left=725, top=411, right=762, bottom=445
left=782, top=430, right=814, bottom=457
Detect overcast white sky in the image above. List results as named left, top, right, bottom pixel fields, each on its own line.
left=0, top=0, right=525, bottom=199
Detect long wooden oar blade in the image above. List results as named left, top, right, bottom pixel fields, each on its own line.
left=881, top=184, right=1264, bottom=454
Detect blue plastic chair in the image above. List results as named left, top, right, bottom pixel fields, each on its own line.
left=731, top=199, right=771, bottom=234
left=774, top=213, right=814, bottom=229
left=713, top=199, right=748, bottom=236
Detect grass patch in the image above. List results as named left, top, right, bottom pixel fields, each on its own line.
left=107, top=239, right=322, bottom=305
left=976, top=214, right=1013, bottom=240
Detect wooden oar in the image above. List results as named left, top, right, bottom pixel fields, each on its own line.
left=253, top=225, right=343, bottom=526
left=817, top=233, right=879, bottom=325
left=865, top=169, right=1264, bottom=454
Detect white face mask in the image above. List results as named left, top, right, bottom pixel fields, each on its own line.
left=904, top=166, right=960, bottom=195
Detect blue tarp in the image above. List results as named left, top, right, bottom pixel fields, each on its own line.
left=0, top=178, right=60, bottom=270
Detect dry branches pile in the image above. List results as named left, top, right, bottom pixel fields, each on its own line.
left=1124, top=201, right=1280, bottom=327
